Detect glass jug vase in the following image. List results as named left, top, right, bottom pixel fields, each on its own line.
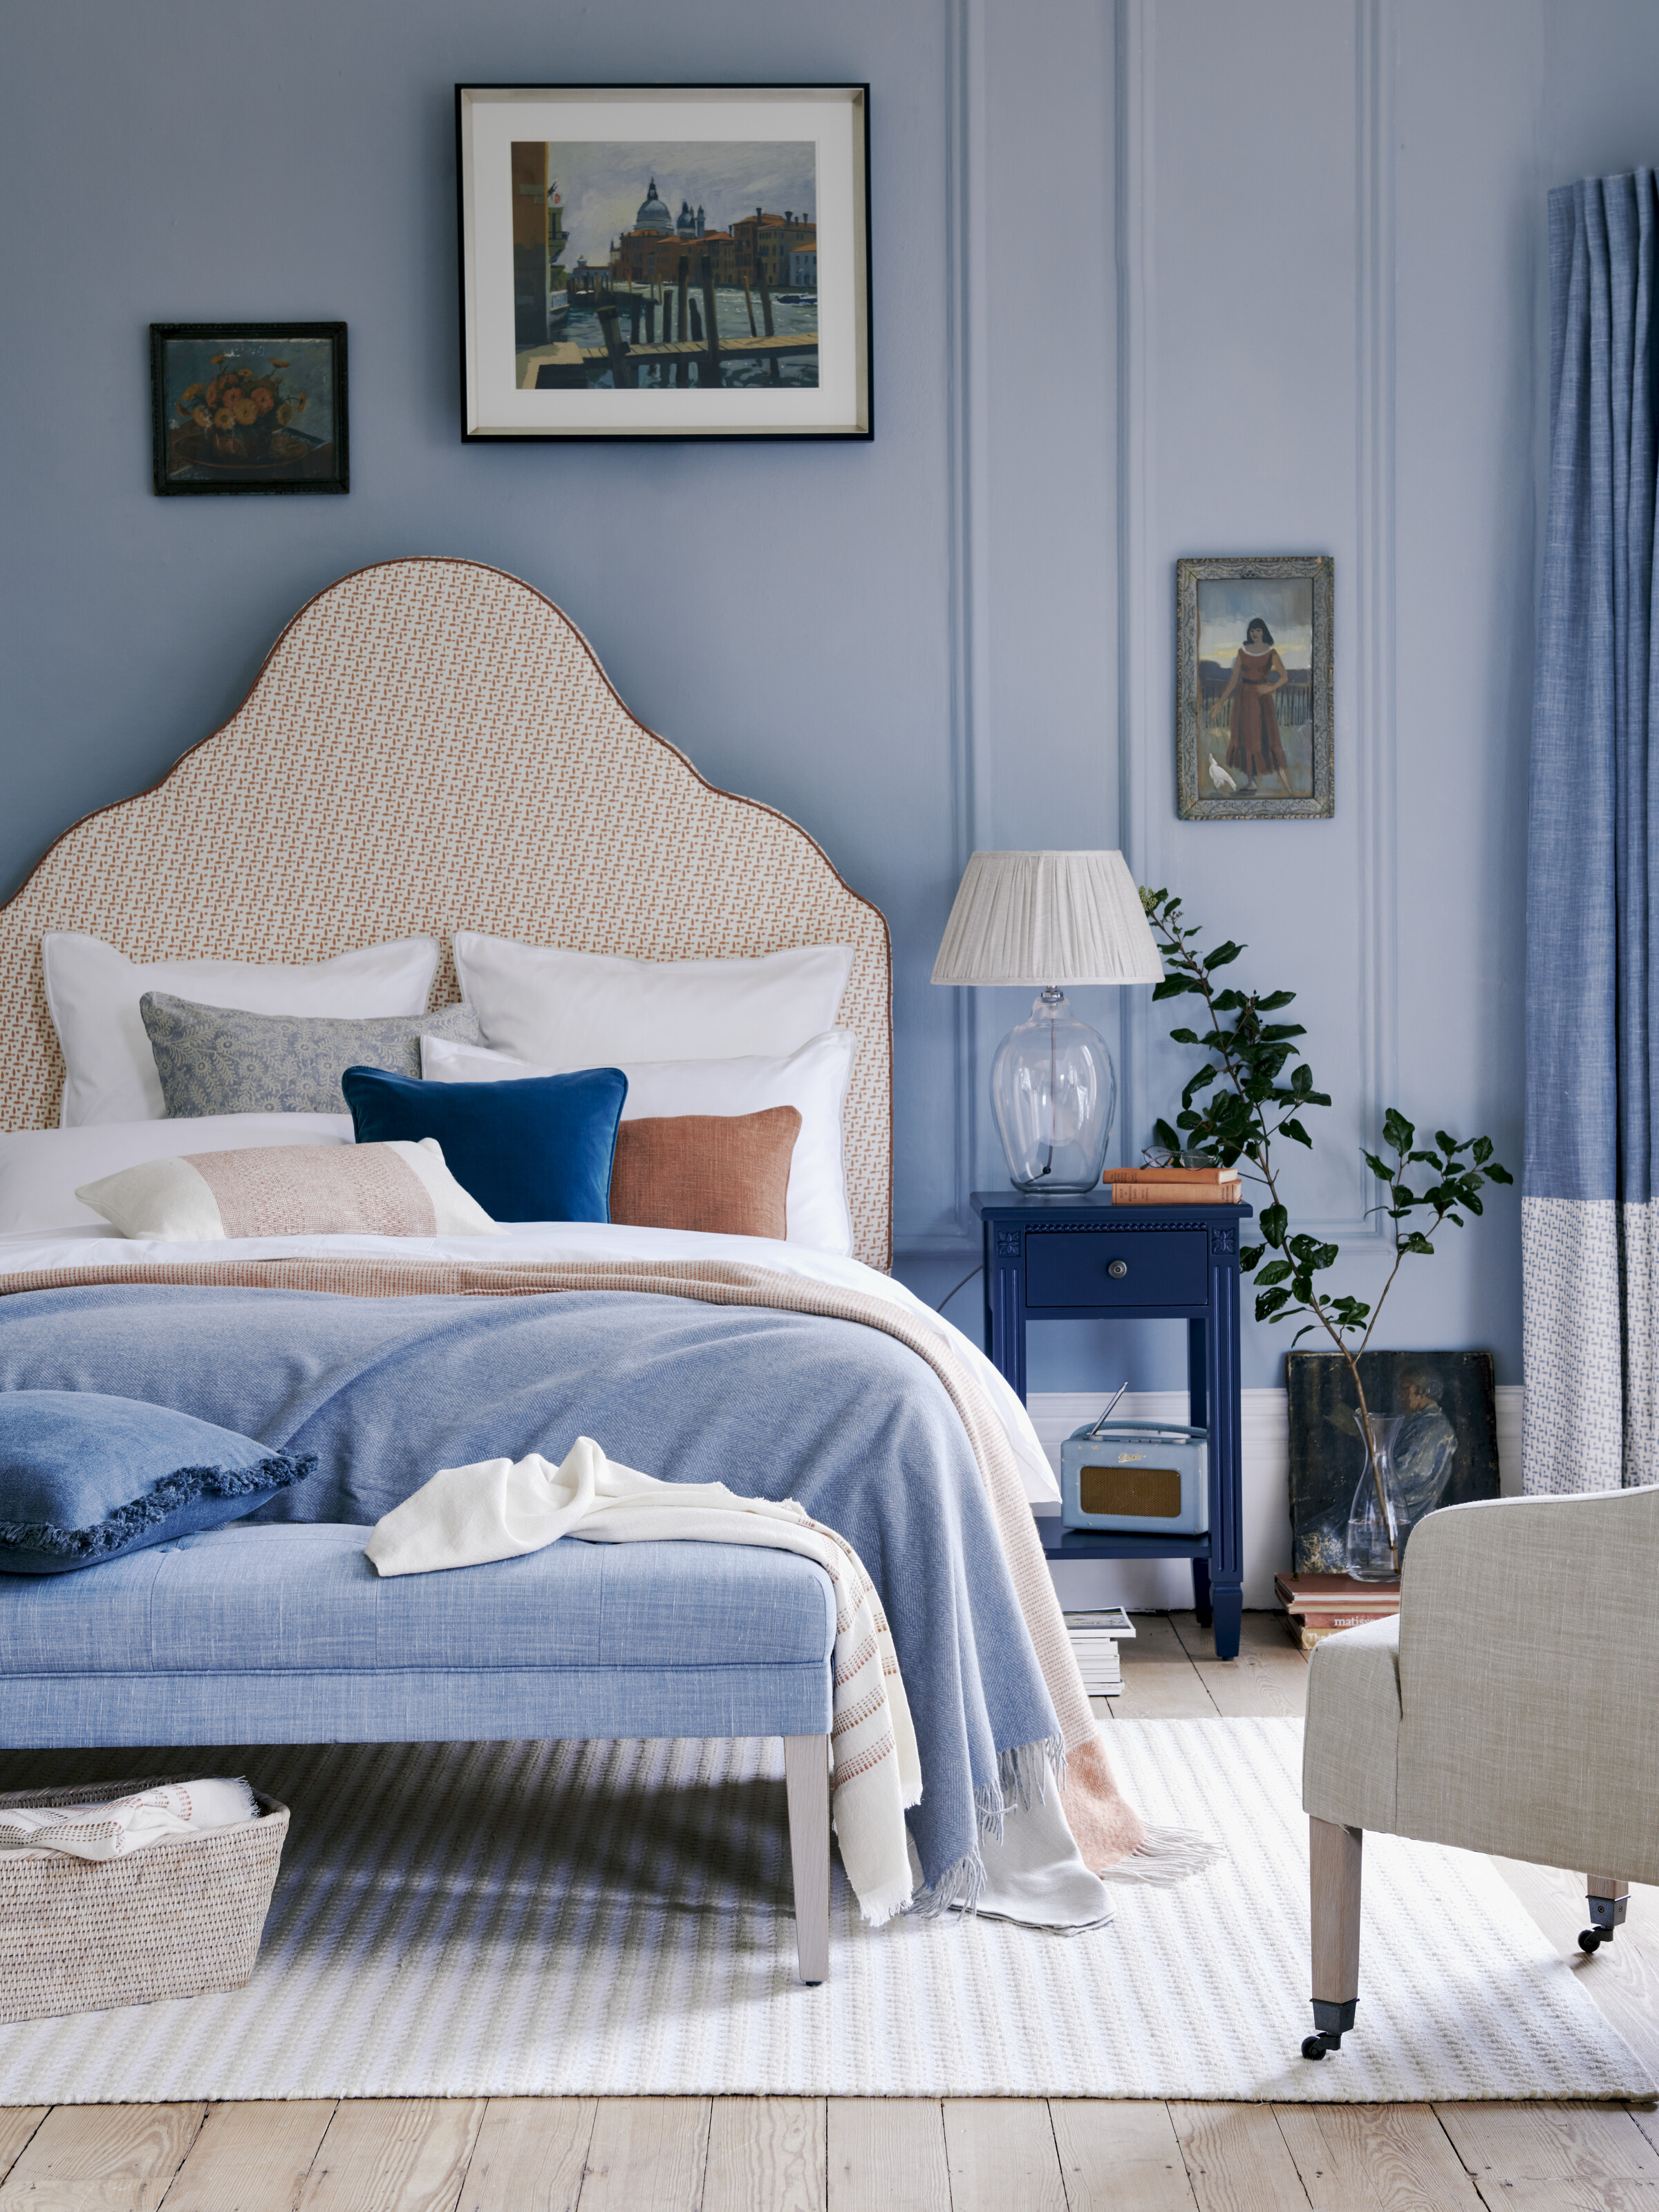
left=1346, top=1414, right=1405, bottom=1582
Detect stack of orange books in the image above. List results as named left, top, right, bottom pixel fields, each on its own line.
left=1273, top=1571, right=1401, bottom=1653
left=1103, top=1165, right=1243, bottom=1206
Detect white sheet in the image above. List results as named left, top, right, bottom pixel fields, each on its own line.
left=0, top=1218, right=1060, bottom=1504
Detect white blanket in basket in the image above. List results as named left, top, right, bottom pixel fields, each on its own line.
left=0, top=1779, right=259, bottom=1861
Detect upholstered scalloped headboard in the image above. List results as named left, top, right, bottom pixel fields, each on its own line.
left=0, top=557, right=892, bottom=1268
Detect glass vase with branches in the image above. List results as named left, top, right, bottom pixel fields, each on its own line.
left=1139, top=885, right=1513, bottom=1575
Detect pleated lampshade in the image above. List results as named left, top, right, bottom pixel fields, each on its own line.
left=930, top=850, right=1165, bottom=987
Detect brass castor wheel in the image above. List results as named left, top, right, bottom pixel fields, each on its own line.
left=1579, top=1928, right=1604, bottom=1954
left=1301, top=2034, right=1328, bottom=2060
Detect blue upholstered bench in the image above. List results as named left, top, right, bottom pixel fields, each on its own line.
left=0, top=1523, right=837, bottom=1982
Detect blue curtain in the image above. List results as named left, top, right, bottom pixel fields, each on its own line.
left=1524, top=171, right=1659, bottom=1493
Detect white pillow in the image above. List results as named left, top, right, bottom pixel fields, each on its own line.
left=0, top=1116, right=354, bottom=1235
left=75, top=1138, right=497, bottom=1244
left=44, top=933, right=442, bottom=1127
left=450, top=934, right=852, bottom=1070
left=422, top=1029, right=858, bottom=1255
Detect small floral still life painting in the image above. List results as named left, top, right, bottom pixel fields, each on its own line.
left=150, top=324, right=348, bottom=495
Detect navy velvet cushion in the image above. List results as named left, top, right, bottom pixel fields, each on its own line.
left=340, top=1064, right=627, bottom=1224
left=0, top=1391, right=315, bottom=1576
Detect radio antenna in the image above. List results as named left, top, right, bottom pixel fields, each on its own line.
left=1087, top=1382, right=1130, bottom=1439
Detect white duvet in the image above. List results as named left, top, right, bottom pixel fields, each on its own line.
left=0, top=1217, right=1060, bottom=1505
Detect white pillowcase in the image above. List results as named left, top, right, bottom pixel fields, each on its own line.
left=0, top=1116, right=354, bottom=1235
left=44, top=933, right=442, bottom=1127
left=450, top=934, right=852, bottom=1071
left=422, top=1029, right=858, bottom=1256
left=75, top=1138, right=496, bottom=1244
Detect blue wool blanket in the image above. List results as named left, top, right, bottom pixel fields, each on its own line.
left=0, top=1285, right=1061, bottom=1901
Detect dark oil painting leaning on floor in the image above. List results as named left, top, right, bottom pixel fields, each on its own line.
left=1287, top=1349, right=1500, bottom=1576
left=511, top=141, right=820, bottom=393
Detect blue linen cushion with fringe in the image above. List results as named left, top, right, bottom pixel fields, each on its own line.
left=0, top=1390, right=314, bottom=1575
left=341, top=1064, right=627, bottom=1224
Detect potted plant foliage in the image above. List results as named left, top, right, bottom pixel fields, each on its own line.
left=1139, top=886, right=1513, bottom=1577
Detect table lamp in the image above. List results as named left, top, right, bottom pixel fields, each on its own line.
left=930, top=850, right=1165, bottom=1192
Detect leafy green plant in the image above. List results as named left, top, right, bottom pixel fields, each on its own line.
left=1139, top=885, right=1513, bottom=1572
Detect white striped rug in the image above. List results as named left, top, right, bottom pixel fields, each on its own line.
left=0, top=1718, right=1647, bottom=2103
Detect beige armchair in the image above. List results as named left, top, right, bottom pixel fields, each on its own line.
left=1299, top=1482, right=1659, bottom=2061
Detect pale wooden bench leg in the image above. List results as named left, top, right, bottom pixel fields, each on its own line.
left=1581, top=1873, right=1631, bottom=1953
left=1305, top=1815, right=1362, bottom=2059
left=784, top=1734, right=831, bottom=1985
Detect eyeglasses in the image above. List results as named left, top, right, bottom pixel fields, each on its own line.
left=1142, top=1146, right=1220, bottom=1170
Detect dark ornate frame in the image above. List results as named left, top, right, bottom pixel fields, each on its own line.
left=1176, top=554, right=1334, bottom=820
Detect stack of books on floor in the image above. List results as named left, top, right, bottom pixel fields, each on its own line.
left=1273, top=1571, right=1401, bottom=1653
left=1103, top=1165, right=1243, bottom=1205
left=1064, top=1607, right=1136, bottom=1695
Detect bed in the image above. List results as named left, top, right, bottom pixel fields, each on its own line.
left=0, top=557, right=1162, bottom=1951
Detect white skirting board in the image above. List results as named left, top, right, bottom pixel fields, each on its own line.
left=1029, top=1386, right=1524, bottom=1611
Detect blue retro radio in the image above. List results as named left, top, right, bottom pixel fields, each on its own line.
left=1060, top=1403, right=1209, bottom=1535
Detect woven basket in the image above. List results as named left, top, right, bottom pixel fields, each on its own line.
left=0, top=1774, right=289, bottom=2023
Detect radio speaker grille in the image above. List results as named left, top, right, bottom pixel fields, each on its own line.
left=1078, top=1464, right=1183, bottom=1519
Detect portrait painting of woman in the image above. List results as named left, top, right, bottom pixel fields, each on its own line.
left=1218, top=617, right=1291, bottom=794
left=1176, top=556, right=1333, bottom=818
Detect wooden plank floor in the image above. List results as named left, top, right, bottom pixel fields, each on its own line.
left=2, top=1613, right=1653, bottom=2211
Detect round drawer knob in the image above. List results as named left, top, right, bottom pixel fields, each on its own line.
left=1107, top=1259, right=1129, bottom=1280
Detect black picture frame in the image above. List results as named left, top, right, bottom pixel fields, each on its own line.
left=456, top=84, right=872, bottom=442
left=149, top=323, right=349, bottom=496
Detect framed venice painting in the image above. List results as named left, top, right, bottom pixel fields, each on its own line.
left=456, top=84, right=871, bottom=441
left=1176, top=554, right=1333, bottom=818
left=150, top=324, right=348, bottom=495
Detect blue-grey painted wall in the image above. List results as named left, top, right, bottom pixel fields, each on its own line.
left=3, top=1, right=1656, bottom=1396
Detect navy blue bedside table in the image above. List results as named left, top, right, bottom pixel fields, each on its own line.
left=971, top=1190, right=1251, bottom=1660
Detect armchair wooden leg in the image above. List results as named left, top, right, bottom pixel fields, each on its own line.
left=784, top=1734, right=831, bottom=1985
left=1580, top=1874, right=1631, bottom=1955
left=1304, top=1816, right=1362, bottom=2059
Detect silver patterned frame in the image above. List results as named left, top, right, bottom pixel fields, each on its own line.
left=1176, top=554, right=1334, bottom=821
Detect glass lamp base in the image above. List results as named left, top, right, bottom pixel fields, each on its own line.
left=991, top=988, right=1116, bottom=1193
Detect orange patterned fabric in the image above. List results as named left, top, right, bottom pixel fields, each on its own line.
left=0, top=559, right=892, bottom=1268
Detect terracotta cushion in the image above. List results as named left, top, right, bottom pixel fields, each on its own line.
left=610, top=1107, right=802, bottom=1240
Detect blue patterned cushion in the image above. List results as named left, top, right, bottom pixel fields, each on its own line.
left=341, top=1064, right=627, bottom=1223
left=0, top=1391, right=314, bottom=1575
left=140, top=993, right=481, bottom=1117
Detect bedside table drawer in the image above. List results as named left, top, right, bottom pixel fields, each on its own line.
left=1024, top=1228, right=1208, bottom=1309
